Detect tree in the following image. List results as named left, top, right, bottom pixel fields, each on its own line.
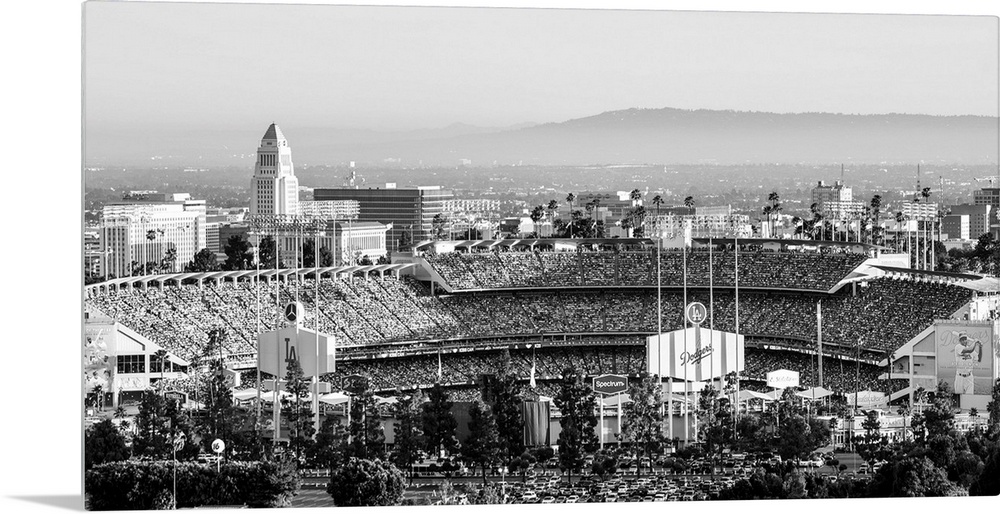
left=184, top=248, right=219, bottom=272
left=308, top=416, right=347, bottom=472
left=554, top=366, right=599, bottom=483
left=86, top=460, right=300, bottom=510
left=327, top=458, right=405, bottom=507
left=486, top=353, right=525, bottom=465
left=432, top=213, right=448, bottom=241
left=652, top=194, right=663, bottom=216
left=85, top=419, right=130, bottom=470
left=462, top=400, right=502, bottom=484
left=422, top=383, right=459, bottom=457
left=684, top=196, right=695, bottom=210
left=854, top=410, right=890, bottom=466
left=629, top=188, right=642, bottom=205
left=529, top=205, right=545, bottom=237
left=399, top=228, right=413, bottom=251
left=987, top=378, right=1000, bottom=436
left=281, top=356, right=316, bottom=460
left=546, top=199, right=559, bottom=224
left=565, top=193, right=576, bottom=238
left=132, top=390, right=199, bottom=461
left=222, top=234, right=255, bottom=270
left=162, top=246, right=178, bottom=273
left=347, top=385, right=386, bottom=461
left=870, top=195, right=883, bottom=244
left=199, top=357, right=249, bottom=459
left=765, top=191, right=782, bottom=237
left=258, top=235, right=277, bottom=268
left=390, top=389, right=425, bottom=483
left=868, top=456, right=966, bottom=497
left=620, top=372, right=665, bottom=477
left=629, top=206, right=648, bottom=237
left=697, top=385, right=734, bottom=472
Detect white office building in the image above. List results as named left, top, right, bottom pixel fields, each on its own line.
left=100, top=193, right=207, bottom=278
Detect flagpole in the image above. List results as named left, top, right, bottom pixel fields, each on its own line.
left=273, top=226, right=281, bottom=449
left=734, top=231, right=740, bottom=440
left=314, top=220, right=321, bottom=436
left=683, top=222, right=689, bottom=447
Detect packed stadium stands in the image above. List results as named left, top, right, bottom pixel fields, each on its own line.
left=86, top=245, right=973, bottom=408
left=87, top=272, right=970, bottom=365
left=425, top=249, right=869, bottom=291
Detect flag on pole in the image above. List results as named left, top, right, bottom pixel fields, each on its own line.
left=437, top=349, right=442, bottom=382
left=529, top=354, right=537, bottom=389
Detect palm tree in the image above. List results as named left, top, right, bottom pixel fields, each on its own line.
left=530, top=205, right=545, bottom=237
left=629, top=206, right=647, bottom=238
left=894, top=211, right=906, bottom=253
left=870, top=195, right=883, bottom=245
left=920, top=187, right=932, bottom=269
left=566, top=193, right=576, bottom=238
left=761, top=205, right=774, bottom=238
left=684, top=196, right=695, bottom=211
left=766, top=192, right=782, bottom=237
left=652, top=195, right=663, bottom=216
left=629, top=188, right=642, bottom=206
left=547, top=200, right=559, bottom=227
left=153, top=349, right=169, bottom=391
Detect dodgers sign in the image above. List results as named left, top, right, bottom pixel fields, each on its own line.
left=686, top=302, right=708, bottom=325
left=593, top=374, right=629, bottom=395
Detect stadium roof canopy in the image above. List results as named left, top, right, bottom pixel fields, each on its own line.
left=418, top=237, right=883, bottom=252
left=870, top=265, right=984, bottom=282
left=85, top=263, right=419, bottom=295
left=958, top=277, right=1000, bottom=293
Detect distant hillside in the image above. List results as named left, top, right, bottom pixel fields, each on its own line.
left=85, top=108, right=998, bottom=167
left=324, top=108, right=998, bottom=166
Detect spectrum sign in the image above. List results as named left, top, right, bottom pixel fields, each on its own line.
left=593, top=374, right=629, bottom=395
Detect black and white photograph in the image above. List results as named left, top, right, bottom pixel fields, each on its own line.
left=10, top=0, right=1000, bottom=512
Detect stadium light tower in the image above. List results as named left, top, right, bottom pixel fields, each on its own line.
left=246, top=214, right=329, bottom=445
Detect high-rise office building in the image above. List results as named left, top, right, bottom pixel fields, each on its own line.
left=249, top=123, right=299, bottom=218
left=313, top=184, right=453, bottom=249
left=949, top=204, right=992, bottom=239
left=100, top=193, right=207, bottom=277
left=811, top=180, right=864, bottom=219
left=973, top=188, right=1000, bottom=236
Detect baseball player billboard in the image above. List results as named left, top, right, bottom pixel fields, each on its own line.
left=935, top=323, right=995, bottom=396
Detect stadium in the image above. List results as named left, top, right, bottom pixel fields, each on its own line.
left=84, top=236, right=1000, bottom=446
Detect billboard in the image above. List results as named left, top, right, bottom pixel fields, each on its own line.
left=258, top=326, right=336, bottom=378
left=593, top=374, right=629, bottom=395
left=766, top=369, right=800, bottom=389
left=647, top=327, right=744, bottom=381
left=935, top=322, right=996, bottom=396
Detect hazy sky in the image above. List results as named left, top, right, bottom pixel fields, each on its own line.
left=84, top=2, right=999, bottom=132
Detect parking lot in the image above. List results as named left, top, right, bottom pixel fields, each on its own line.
left=295, top=450, right=877, bottom=505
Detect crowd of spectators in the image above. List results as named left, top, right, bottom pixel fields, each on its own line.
left=87, top=273, right=970, bottom=367
left=315, top=343, right=897, bottom=398
left=425, top=250, right=868, bottom=291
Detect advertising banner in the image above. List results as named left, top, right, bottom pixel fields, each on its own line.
left=593, top=374, right=629, bottom=395
left=766, top=369, right=800, bottom=389
left=935, top=322, right=995, bottom=396
left=258, top=326, right=336, bottom=378
left=647, top=327, right=745, bottom=381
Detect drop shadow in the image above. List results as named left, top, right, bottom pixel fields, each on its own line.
left=8, top=495, right=83, bottom=511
